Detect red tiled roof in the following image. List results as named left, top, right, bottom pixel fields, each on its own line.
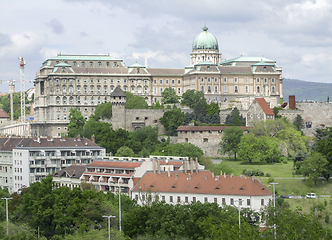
left=159, top=160, right=183, bottom=166
left=132, top=171, right=272, bottom=196
left=177, top=126, right=250, bottom=132
left=255, top=98, right=275, bottom=116
left=83, top=172, right=134, bottom=177
left=0, top=108, right=10, bottom=118
left=87, top=161, right=142, bottom=169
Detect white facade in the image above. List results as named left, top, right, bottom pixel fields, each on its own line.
left=0, top=151, right=13, bottom=192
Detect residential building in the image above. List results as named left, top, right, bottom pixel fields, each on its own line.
left=246, top=98, right=275, bottom=126
left=131, top=170, right=272, bottom=212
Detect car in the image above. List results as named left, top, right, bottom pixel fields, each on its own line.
left=287, top=195, right=293, bottom=199
left=305, top=193, right=316, bottom=199
left=280, top=195, right=287, bottom=198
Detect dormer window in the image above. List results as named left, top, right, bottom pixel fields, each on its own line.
left=137, top=68, right=140, bottom=73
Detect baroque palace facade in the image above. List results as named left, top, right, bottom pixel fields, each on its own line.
left=32, top=25, right=283, bottom=137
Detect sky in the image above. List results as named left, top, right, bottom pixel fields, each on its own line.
left=1, top=0, right=332, bottom=93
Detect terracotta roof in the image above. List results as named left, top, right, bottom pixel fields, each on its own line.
left=0, top=108, right=10, bottom=118
left=87, top=160, right=142, bottom=169
left=13, top=137, right=102, bottom=149
left=132, top=171, right=272, bottom=196
left=83, top=172, right=134, bottom=177
left=159, top=160, right=183, bottom=166
left=255, top=98, right=275, bottom=116
left=52, top=165, right=87, bottom=179
left=177, top=126, right=250, bottom=132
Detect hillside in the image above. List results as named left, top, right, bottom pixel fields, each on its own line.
left=283, top=78, right=332, bottom=102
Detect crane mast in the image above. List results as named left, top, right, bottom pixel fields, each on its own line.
left=19, top=57, right=26, bottom=122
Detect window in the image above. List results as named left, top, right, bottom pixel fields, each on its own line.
left=104, top=86, right=107, bottom=93
left=224, top=85, right=228, bottom=93
left=222, top=198, right=226, bottom=204
left=185, top=196, right=188, bottom=203
left=214, top=86, right=218, bottom=93
left=272, top=86, right=275, bottom=93
left=245, top=77, right=248, bottom=83
left=235, top=77, right=238, bottom=83
left=56, top=86, right=59, bottom=93
left=137, top=68, right=140, bottom=73
left=224, top=77, right=227, bottom=83
left=73, top=61, right=76, bottom=66
left=264, top=78, right=267, bottom=83
left=162, top=195, right=165, bottom=201
left=192, top=197, right=196, bottom=202
left=201, top=86, right=204, bottom=92
left=69, top=86, right=73, bottom=93
left=214, top=78, right=218, bottom=82
left=90, top=86, right=94, bottom=93
left=234, top=85, right=238, bottom=93
left=247, top=199, right=250, bottom=206
left=69, top=97, right=73, bottom=104
left=81, top=61, right=85, bottom=66
left=208, top=86, right=211, bottom=92
left=154, top=79, right=156, bottom=84
left=166, top=79, right=169, bottom=84
left=203, top=138, right=208, bottom=142
left=245, top=85, right=249, bottom=93
left=204, top=197, right=208, bottom=203
left=154, top=87, right=157, bottom=94
left=56, top=97, right=60, bottom=104
left=239, top=199, right=242, bottom=205
left=89, top=61, right=93, bottom=66
left=272, top=78, right=275, bottom=83
left=257, top=78, right=260, bottom=83
left=201, top=77, right=204, bottom=82
left=84, top=86, right=87, bottom=93
left=170, top=196, right=173, bottom=202
left=77, top=86, right=80, bottom=93
left=208, top=78, right=211, bottom=82
left=77, top=96, right=80, bottom=104
left=178, top=80, right=181, bottom=84
left=160, top=87, right=163, bottom=93
left=177, top=196, right=181, bottom=202
left=261, top=199, right=264, bottom=206
left=214, top=198, right=217, bottom=203
left=172, top=79, right=175, bottom=84
left=257, top=86, right=260, bottom=93
left=230, top=198, right=234, bottom=205
left=160, top=80, right=163, bottom=84
left=63, top=86, right=66, bottom=93
left=178, top=88, right=181, bottom=94
left=62, top=97, right=67, bottom=104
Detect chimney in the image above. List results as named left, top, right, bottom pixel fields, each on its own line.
left=224, top=172, right=226, bottom=178
left=220, top=171, right=222, bottom=176
left=77, top=134, right=81, bottom=141
left=212, top=172, right=214, bottom=178
left=205, top=175, right=208, bottom=180
left=230, top=173, right=233, bottom=178
left=62, top=135, right=65, bottom=141
left=258, top=177, right=261, bottom=183
left=252, top=176, right=255, bottom=182
left=184, top=158, right=188, bottom=174
left=153, top=158, right=156, bottom=174
left=168, top=165, right=171, bottom=177
left=157, top=158, right=161, bottom=174
left=289, top=95, right=296, bottom=110
left=91, top=134, right=95, bottom=143
left=188, top=173, right=191, bottom=180
left=190, top=158, right=194, bottom=173
left=240, top=174, right=243, bottom=179
left=195, top=158, right=198, bottom=173
left=175, top=174, right=178, bottom=179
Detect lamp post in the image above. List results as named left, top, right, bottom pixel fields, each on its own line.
left=270, top=182, right=279, bottom=238
left=235, top=199, right=244, bottom=231
left=102, top=214, right=116, bottom=240
left=1, top=197, right=12, bottom=235
left=117, top=177, right=124, bottom=232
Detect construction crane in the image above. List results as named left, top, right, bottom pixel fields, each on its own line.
left=0, top=79, right=16, bottom=122
left=19, top=57, right=26, bottom=122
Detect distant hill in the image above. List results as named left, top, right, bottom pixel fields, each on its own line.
left=283, top=78, right=332, bottom=102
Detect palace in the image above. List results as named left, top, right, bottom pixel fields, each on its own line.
left=32, top=25, right=282, bottom=137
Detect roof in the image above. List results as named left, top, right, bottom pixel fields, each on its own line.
left=221, top=56, right=276, bottom=64
left=110, top=86, right=127, bottom=97
left=255, top=98, right=275, bottom=116
left=87, top=160, right=143, bottom=169
left=132, top=170, right=272, bottom=196
left=219, top=66, right=253, bottom=74
left=46, top=54, right=121, bottom=61
left=177, top=126, right=250, bottom=132
left=0, top=138, right=24, bottom=151
left=147, top=68, right=185, bottom=75
left=129, top=62, right=145, bottom=68
left=13, top=137, right=102, bottom=149
left=52, top=165, right=87, bottom=179
left=192, top=25, right=219, bottom=51
left=0, top=108, right=10, bottom=118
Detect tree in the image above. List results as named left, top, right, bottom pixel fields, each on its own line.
left=67, top=108, right=86, bottom=138
left=124, top=92, right=148, bottom=109
left=224, top=107, right=245, bottom=126
left=276, top=127, right=307, bottom=157
left=181, top=89, right=206, bottom=115
left=150, top=101, right=164, bottom=109
left=255, top=136, right=281, bottom=163
left=205, top=102, right=220, bottom=118
left=185, top=112, right=196, bottom=125
left=300, top=152, right=328, bottom=186
left=219, top=127, right=243, bottom=160
left=272, top=106, right=281, bottom=119
left=210, top=113, right=220, bottom=124
left=159, top=107, right=185, bottom=136
left=315, top=127, right=332, bottom=180
left=115, top=146, right=135, bottom=157
left=293, top=114, right=304, bottom=131
left=250, top=118, right=291, bottom=138
left=161, top=87, right=179, bottom=104
left=94, top=102, right=112, bottom=120
left=238, top=133, right=259, bottom=164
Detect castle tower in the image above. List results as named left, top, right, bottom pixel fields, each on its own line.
left=190, top=24, right=221, bottom=65
left=110, top=86, right=127, bottom=130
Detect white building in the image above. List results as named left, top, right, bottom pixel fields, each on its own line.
left=131, top=170, right=272, bottom=212
left=11, top=136, right=105, bottom=193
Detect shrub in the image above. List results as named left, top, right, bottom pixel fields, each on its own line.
left=265, top=173, right=271, bottom=177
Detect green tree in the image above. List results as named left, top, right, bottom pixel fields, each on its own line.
left=210, top=113, right=220, bottom=124
left=315, top=127, right=332, bottom=180
left=276, top=127, right=307, bottom=157
left=160, top=107, right=185, bottom=136
left=181, top=89, right=206, bottom=115
left=272, top=106, right=281, bottom=119
left=300, top=152, right=328, bottom=186
left=293, top=114, right=304, bottom=131
left=219, top=126, right=243, bottom=160
left=115, top=146, right=135, bottom=157
left=94, top=102, right=112, bottom=120
left=205, top=102, right=220, bottom=118
left=255, top=137, right=281, bottom=163
left=161, top=87, right=179, bottom=104
left=224, top=107, right=245, bottom=126
left=250, top=118, right=292, bottom=138
left=150, top=101, right=164, bottom=109
left=238, top=133, right=259, bottom=164
left=67, top=108, right=86, bottom=138
left=125, top=92, right=148, bottom=109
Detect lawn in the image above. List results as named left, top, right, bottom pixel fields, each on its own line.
left=212, top=159, right=295, bottom=178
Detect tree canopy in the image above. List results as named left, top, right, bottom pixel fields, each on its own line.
left=181, top=89, right=206, bottom=115
left=160, top=106, right=185, bottom=136
left=219, top=126, right=243, bottom=160
left=161, top=87, right=179, bottom=104
left=67, top=108, right=86, bottom=138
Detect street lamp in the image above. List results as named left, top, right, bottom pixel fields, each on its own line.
left=235, top=199, right=244, bottom=231
left=102, top=214, right=116, bottom=240
left=117, top=177, right=125, bottom=232
left=1, top=197, right=12, bottom=235
left=270, top=182, right=279, bottom=238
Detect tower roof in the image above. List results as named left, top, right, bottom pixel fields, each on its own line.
left=110, top=86, right=126, bottom=97
left=192, top=25, right=219, bottom=51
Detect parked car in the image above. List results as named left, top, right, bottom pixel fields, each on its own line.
left=287, top=195, right=293, bottom=199
left=305, top=193, right=316, bottom=199
left=280, top=195, right=287, bottom=198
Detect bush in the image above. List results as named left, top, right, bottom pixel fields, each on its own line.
left=268, top=177, right=275, bottom=183
left=242, top=169, right=264, bottom=177
left=265, top=173, right=271, bottom=177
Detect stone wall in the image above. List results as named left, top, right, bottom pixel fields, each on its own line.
left=278, top=109, right=304, bottom=122
left=296, top=102, right=332, bottom=128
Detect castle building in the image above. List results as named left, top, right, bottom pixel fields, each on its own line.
left=32, top=25, right=282, bottom=137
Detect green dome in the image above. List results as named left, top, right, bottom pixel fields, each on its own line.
left=192, top=25, right=219, bottom=51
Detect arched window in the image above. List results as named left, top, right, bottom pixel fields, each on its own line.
left=69, top=97, right=73, bottom=104
left=56, top=96, right=60, bottom=104
left=62, top=97, right=67, bottom=104
left=208, top=86, right=211, bottom=92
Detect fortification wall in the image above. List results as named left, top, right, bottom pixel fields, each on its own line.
left=296, top=102, right=332, bottom=128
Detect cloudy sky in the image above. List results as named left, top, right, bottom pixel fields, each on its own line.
left=0, top=0, right=332, bottom=93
